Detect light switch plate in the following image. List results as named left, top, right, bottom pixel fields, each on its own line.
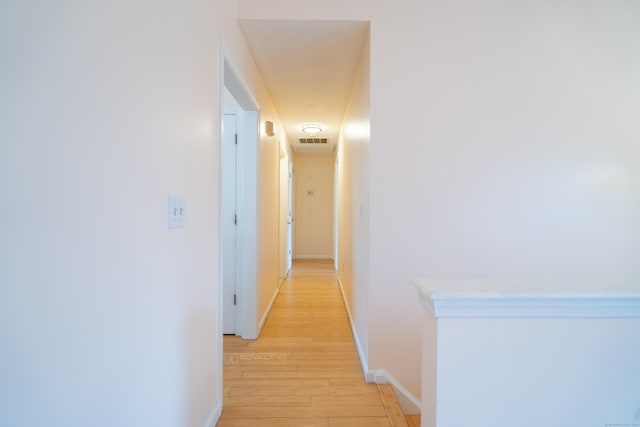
left=168, top=196, right=185, bottom=228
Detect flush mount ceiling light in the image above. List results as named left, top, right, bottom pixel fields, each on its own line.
left=301, top=124, right=322, bottom=135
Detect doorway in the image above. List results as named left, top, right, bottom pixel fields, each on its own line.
left=221, top=56, right=259, bottom=339
left=278, top=150, right=293, bottom=282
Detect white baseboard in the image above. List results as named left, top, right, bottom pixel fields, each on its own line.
left=335, top=276, right=421, bottom=416
left=336, top=277, right=369, bottom=377
left=204, top=399, right=222, bottom=427
left=367, top=368, right=421, bottom=415
left=258, top=283, right=281, bottom=336
left=294, top=255, right=334, bottom=260
left=366, top=368, right=384, bottom=383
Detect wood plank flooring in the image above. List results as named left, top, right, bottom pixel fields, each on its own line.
left=217, top=260, right=419, bottom=427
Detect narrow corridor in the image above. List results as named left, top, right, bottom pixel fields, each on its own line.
left=217, top=260, right=419, bottom=426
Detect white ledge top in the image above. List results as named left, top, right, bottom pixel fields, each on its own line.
left=412, top=279, right=640, bottom=318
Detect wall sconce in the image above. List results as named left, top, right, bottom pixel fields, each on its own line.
left=264, top=121, right=275, bottom=137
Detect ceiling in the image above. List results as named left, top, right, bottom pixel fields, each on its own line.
left=239, top=20, right=369, bottom=153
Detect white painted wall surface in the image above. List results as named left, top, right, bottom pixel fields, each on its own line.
left=368, top=0, right=640, bottom=401
left=256, top=113, right=283, bottom=334
left=294, top=152, right=336, bottom=259
left=416, top=283, right=640, bottom=427
left=337, top=34, right=371, bottom=370
left=0, top=1, right=283, bottom=426
left=435, top=317, right=640, bottom=427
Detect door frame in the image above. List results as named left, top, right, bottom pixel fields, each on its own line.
left=219, top=43, right=260, bottom=340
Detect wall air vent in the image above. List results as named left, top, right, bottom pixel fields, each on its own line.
left=299, top=138, right=328, bottom=144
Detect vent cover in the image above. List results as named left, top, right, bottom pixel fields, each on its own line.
left=299, top=138, right=328, bottom=144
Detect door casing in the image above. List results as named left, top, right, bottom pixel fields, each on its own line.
left=220, top=47, right=260, bottom=340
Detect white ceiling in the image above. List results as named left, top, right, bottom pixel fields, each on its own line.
left=239, top=20, right=369, bottom=152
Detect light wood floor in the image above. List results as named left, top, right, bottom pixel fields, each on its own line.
left=217, top=260, right=419, bottom=427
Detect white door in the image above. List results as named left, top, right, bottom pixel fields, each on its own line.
left=278, top=154, right=289, bottom=280
left=334, top=158, right=339, bottom=270
left=222, top=113, right=238, bottom=334
left=287, top=161, right=293, bottom=271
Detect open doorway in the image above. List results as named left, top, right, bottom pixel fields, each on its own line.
left=220, top=54, right=259, bottom=339
left=278, top=149, right=293, bottom=282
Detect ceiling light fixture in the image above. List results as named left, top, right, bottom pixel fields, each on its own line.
left=302, top=124, right=322, bottom=135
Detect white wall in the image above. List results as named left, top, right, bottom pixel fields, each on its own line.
left=436, top=317, right=640, bottom=427
left=368, top=0, right=640, bottom=400
left=416, top=284, right=640, bottom=427
left=0, top=1, right=283, bottom=426
left=294, top=152, right=336, bottom=259
left=337, top=33, right=371, bottom=369
left=256, top=113, right=283, bottom=332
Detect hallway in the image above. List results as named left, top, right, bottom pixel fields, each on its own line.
left=217, top=260, right=419, bottom=426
